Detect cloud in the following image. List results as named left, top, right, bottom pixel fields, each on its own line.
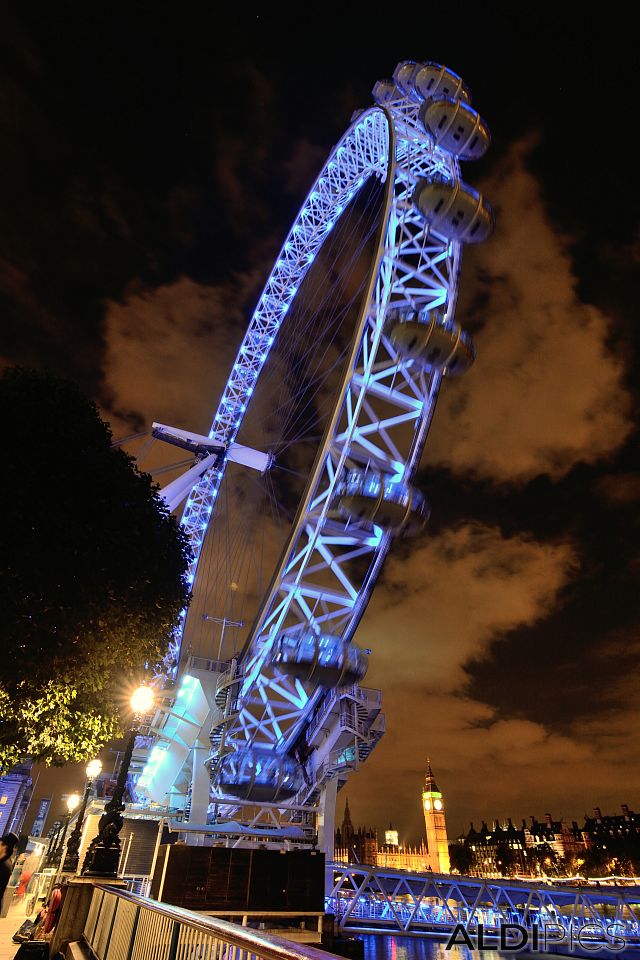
left=102, top=274, right=261, bottom=440
left=426, top=136, right=633, bottom=483
left=597, top=471, right=640, bottom=506
left=283, top=138, right=327, bottom=195
left=361, top=523, right=577, bottom=693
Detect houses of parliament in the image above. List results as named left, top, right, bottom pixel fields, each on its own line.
left=334, top=760, right=450, bottom=872
left=333, top=758, right=640, bottom=879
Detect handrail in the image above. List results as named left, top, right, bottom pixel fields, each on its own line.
left=86, top=883, right=340, bottom=960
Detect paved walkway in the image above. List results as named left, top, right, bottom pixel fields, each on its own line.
left=0, top=904, right=30, bottom=960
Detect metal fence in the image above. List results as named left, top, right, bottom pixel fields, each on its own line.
left=84, top=885, right=340, bottom=960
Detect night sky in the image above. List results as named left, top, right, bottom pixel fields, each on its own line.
left=2, top=7, right=638, bottom=843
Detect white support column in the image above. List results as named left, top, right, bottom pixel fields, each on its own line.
left=187, top=734, right=211, bottom=837
left=317, top=778, right=338, bottom=896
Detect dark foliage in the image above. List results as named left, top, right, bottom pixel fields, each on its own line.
left=0, top=367, right=191, bottom=769
left=448, top=843, right=473, bottom=875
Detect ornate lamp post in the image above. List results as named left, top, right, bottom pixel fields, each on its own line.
left=61, top=759, right=103, bottom=874
left=81, top=685, right=155, bottom=878
left=44, top=821, right=63, bottom=868
left=46, top=793, right=80, bottom=869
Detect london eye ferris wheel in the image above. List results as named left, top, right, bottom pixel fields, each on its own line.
left=135, top=58, right=494, bottom=847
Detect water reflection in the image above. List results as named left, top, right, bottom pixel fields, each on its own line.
left=358, top=933, right=502, bottom=960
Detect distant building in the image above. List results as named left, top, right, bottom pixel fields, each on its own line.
left=525, top=814, right=584, bottom=860
left=376, top=841, right=432, bottom=872
left=335, top=760, right=451, bottom=873
left=453, top=806, right=640, bottom=878
left=334, top=798, right=377, bottom=864
left=0, top=764, right=33, bottom=835
left=582, top=805, right=640, bottom=847
left=457, top=819, right=529, bottom=877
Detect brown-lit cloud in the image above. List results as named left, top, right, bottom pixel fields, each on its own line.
left=102, top=274, right=260, bottom=440
left=597, top=472, right=640, bottom=506
left=362, top=523, right=577, bottom=693
left=427, top=136, right=633, bottom=483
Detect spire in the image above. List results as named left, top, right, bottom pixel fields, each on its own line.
left=424, top=757, right=439, bottom=793
left=343, top=797, right=353, bottom=827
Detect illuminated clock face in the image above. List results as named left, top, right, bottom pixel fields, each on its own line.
left=424, top=799, right=431, bottom=811
left=434, top=799, right=443, bottom=811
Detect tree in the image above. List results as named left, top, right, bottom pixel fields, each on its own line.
left=0, top=367, right=191, bottom=770
left=527, top=842, right=561, bottom=877
left=580, top=847, right=609, bottom=878
left=495, top=841, right=518, bottom=877
left=449, top=843, right=473, bottom=875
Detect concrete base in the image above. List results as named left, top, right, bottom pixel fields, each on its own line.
left=50, top=879, right=125, bottom=958
left=65, top=940, right=91, bottom=960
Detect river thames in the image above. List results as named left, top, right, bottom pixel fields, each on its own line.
left=358, top=934, right=502, bottom=960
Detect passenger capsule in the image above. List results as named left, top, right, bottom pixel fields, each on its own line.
left=273, top=629, right=368, bottom=687
left=335, top=469, right=429, bottom=535
left=413, top=177, right=494, bottom=243
left=420, top=97, right=490, bottom=161
left=372, top=79, right=400, bottom=104
left=214, top=747, right=303, bottom=803
left=414, top=62, right=470, bottom=104
left=392, top=60, right=421, bottom=97
left=388, top=310, right=475, bottom=376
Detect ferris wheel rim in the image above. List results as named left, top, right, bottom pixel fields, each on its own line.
left=235, top=115, right=397, bottom=664
left=173, top=106, right=397, bottom=671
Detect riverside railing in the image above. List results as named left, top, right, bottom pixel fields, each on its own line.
left=84, top=885, right=340, bottom=960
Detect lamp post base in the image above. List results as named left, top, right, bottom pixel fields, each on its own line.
left=81, top=840, right=121, bottom=878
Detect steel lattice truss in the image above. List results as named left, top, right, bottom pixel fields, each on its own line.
left=169, top=92, right=463, bottom=795
left=328, top=862, right=640, bottom=939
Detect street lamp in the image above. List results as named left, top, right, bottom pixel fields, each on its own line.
left=61, top=758, right=103, bottom=874
left=81, top=685, right=155, bottom=878
left=47, top=793, right=80, bottom=870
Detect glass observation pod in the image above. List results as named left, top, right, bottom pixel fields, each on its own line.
left=214, top=747, right=303, bottom=803
left=388, top=309, right=476, bottom=376
left=372, top=79, right=401, bottom=104
left=272, top=629, right=368, bottom=687
left=413, top=62, right=471, bottom=105
left=392, top=60, right=422, bottom=98
left=420, top=97, right=491, bottom=161
left=335, top=469, right=429, bottom=535
left=413, top=177, right=495, bottom=244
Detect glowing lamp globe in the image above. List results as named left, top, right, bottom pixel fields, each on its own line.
left=86, top=759, right=102, bottom=779
left=130, top=685, right=155, bottom=715
left=66, top=793, right=81, bottom=813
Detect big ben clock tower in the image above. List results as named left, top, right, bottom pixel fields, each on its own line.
left=422, top=759, right=450, bottom=873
